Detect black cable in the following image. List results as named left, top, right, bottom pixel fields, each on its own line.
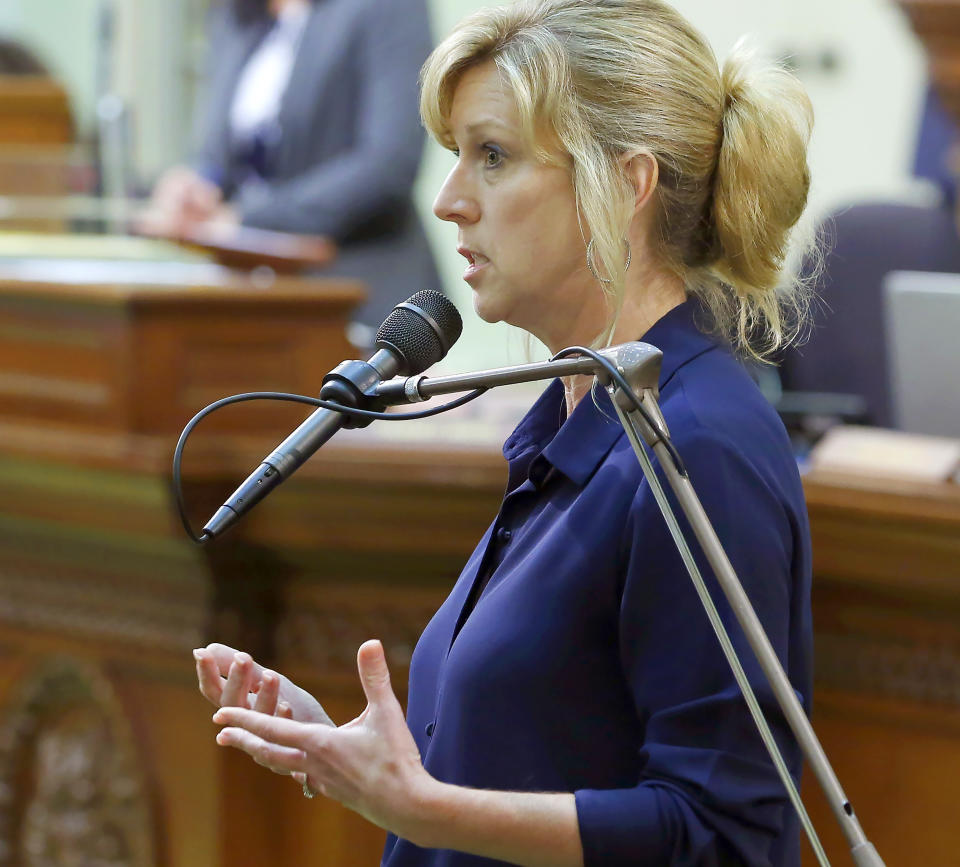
left=174, top=347, right=687, bottom=544
left=551, top=346, right=688, bottom=477
left=173, top=388, right=487, bottom=543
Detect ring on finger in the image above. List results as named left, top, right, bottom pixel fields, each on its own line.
left=301, top=779, right=318, bottom=799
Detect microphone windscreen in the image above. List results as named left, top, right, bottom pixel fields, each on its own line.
left=376, top=290, right=462, bottom=375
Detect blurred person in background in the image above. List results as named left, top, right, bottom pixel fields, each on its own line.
left=146, top=0, right=441, bottom=331
left=776, top=1, right=960, bottom=432
left=775, top=83, right=960, bottom=431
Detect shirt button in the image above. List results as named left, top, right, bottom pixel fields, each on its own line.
left=425, top=721, right=436, bottom=737
left=496, top=526, right=513, bottom=543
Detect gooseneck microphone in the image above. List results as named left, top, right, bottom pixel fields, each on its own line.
left=202, top=290, right=462, bottom=539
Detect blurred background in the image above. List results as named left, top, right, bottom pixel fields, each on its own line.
left=0, top=2, right=957, bottom=867
left=0, top=0, right=935, bottom=364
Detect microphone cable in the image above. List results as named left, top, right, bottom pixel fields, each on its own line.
left=552, top=345, right=687, bottom=477
left=173, top=388, right=487, bottom=543
left=173, top=346, right=685, bottom=543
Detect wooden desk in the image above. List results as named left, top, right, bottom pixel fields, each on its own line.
left=800, top=470, right=960, bottom=866
left=0, top=76, right=74, bottom=229
left=0, top=258, right=363, bottom=436
left=0, top=282, right=956, bottom=867
left=0, top=255, right=373, bottom=866
left=0, top=76, right=72, bottom=146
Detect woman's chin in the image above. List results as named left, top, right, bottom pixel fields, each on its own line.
left=471, top=291, right=507, bottom=325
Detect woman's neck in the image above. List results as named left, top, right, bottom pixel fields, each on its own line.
left=560, top=264, right=686, bottom=417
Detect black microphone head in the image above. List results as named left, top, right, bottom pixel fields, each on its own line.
left=375, top=290, right=462, bottom=375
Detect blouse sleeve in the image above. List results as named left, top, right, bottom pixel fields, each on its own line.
left=574, top=423, right=810, bottom=866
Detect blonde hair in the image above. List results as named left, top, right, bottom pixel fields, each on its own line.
left=420, top=0, right=816, bottom=358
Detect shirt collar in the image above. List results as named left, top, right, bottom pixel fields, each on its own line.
left=645, top=298, right=722, bottom=391
left=502, top=299, right=722, bottom=488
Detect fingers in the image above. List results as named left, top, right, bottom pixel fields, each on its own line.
left=216, top=726, right=305, bottom=775
left=222, top=652, right=270, bottom=709
left=194, top=646, right=305, bottom=722
left=197, top=648, right=266, bottom=710
left=220, top=652, right=255, bottom=707
left=213, top=707, right=315, bottom=752
left=200, top=644, right=259, bottom=678
left=253, top=670, right=281, bottom=714
left=356, top=639, right=397, bottom=709
left=192, top=183, right=222, bottom=215
left=194, top=649, right=223, bottom=706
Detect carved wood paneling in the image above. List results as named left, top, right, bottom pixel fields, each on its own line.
left=0, top=563, right=206, bottom=655
left=801, top=471, right=960, bottom=865
left=277, top=583, right=447, bottom=681
left=0, top=659, right=155, bottom=867
left=815, top=630, right=960, bottom=707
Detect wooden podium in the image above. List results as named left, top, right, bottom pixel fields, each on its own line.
left=0, top=257, right=388, bottom=867
left=0, top=76, right=72, bottom=146
left=0, top=258, right=359, bottom=437
left=0, top=76, right=74, bottom=232
left=0, top=253, right=957, bottom=866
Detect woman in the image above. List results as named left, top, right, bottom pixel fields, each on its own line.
left=147, top=0, right=440, bottom=329
left=195, top=1, right=815, bottom=864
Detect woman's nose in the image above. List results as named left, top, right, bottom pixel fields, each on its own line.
left=433, top=165, right=480, bottom=225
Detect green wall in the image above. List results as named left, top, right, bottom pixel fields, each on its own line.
left=0, top=0, right=103, bottom=135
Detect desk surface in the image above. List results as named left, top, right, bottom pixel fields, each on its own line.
left=0, top=256, right=364, bottom=305
left=0, top=231, right=204, bottom=262
left=0, top=253, right=365, bottom=439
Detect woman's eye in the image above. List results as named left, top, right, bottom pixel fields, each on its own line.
left=483, top=146, right=504, bottom=168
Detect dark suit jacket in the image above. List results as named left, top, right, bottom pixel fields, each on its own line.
left=193, top=0, right=442, bottom=326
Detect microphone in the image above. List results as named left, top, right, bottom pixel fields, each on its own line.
left=202, top=290, right=462, bottom=539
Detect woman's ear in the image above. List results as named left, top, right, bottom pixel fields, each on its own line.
left=621, top=150, right=659, bottom=215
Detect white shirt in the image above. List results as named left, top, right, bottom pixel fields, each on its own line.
left=229, top=1, right=312, bottom=139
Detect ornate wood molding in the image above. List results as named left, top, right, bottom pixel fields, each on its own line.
left=0, top=562, right=206, bottom=654
left=0, top=659, right=155, bottom=866
left=815, top=631, right=960, bottom=707
left=276, top=583, right=446, bottom=681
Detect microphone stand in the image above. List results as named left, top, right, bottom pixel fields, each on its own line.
left=375, top=342, right=885, bottom=867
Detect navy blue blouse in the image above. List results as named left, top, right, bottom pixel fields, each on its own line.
left=382, top=301, right=813, bottom=867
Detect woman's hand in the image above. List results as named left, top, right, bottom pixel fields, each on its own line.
left=137, top=166, right=223, bottom=237
left=193, top=643, right=335, bottom=727
left=212, top=640, right=433, bottom=842
left=153, top=166, right=222, bottom=222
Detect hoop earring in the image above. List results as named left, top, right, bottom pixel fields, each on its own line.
left=586, top=238, right=632, bottom=284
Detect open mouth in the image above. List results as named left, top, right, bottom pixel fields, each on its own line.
left=458, top=247, right=489, bottom=266
left=458, top=246, right=490, bottom=282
